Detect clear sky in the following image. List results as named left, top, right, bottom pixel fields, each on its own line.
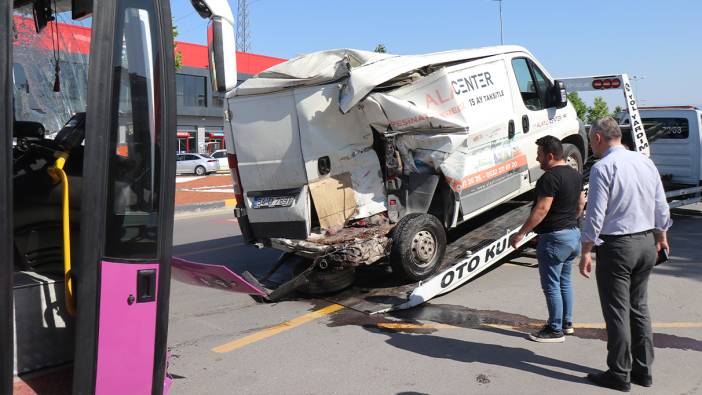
left=171, top=0, right=702, bottom=107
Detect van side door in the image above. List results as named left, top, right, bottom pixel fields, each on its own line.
left=509, top=56, right=578, bottom=182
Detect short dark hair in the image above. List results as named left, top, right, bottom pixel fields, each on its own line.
left=535, top=135, right=564, bottom=160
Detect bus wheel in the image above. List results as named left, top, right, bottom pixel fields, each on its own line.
left=563, top=143, right=583, bottom=174
left=390, top=213, right=446, bottom=281
left=293, top=258, right=356, bottom=295
left=194, top=165, right=206, bottom=176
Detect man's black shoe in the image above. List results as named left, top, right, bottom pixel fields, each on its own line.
left=586, top=371, right=631, bottom=392
left=631, top=372, right=653, bottom=387
left=563, top=322, right=575, bottom=335
left=528, top=325, right=565, bottom=343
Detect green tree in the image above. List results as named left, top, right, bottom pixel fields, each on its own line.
left=374, top=44, right=387, bottom=53
left=586, top=96, right=611, bottom=124
left=173, top=18, right=182, bottom=70
left=613, top=105, right=623, bottom=115
left=567, top=92, right=588, bottom=121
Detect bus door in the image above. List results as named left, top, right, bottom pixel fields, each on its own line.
left=1, top=2, right=14, bottom=394
left=71, top=0, right=177, bottom=393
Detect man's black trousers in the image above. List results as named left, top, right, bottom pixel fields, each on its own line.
left=595, top=232, right=657, bottom=381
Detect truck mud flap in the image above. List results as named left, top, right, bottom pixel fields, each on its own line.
left=324, top=201, right=537, bottom=314
left=171, top=257, right=267, bottom=296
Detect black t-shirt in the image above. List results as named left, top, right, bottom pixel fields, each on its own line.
left=533, top=165, right=583, bottom=234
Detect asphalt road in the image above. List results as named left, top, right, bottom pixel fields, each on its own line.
left=168, top=209, right=702, bottom=395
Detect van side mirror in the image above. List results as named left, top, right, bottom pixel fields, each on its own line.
left=551, top=80, right=568, bottom=109
left=208, top=17, right=237, bottom=93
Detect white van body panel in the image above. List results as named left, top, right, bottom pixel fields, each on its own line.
left=640, top=108, right=702, bottom=185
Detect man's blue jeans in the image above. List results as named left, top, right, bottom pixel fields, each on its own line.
left=536, top=227, right=581, bottom=332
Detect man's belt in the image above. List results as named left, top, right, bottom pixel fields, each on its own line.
left=600, top=230, right=653, bottom=241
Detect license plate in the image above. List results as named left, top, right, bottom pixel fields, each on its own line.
left=252, top=196, right=295, bottom=209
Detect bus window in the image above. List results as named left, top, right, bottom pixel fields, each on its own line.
left=104, top=5, right=162, bottom=260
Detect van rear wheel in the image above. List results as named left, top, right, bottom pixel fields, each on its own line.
left=563, top=143, right=583, bottom=174
left=390, top=213, right=446, bottom=281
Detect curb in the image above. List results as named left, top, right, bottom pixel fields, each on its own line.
left=174, top=198, right=237, bottom=216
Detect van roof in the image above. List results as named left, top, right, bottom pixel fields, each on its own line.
left=232, top=45, right=530, bottom=112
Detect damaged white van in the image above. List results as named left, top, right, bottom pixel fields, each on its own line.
left=224, top=46, right=587, bottom=292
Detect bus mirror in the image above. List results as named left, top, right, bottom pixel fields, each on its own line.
left=208, top=17, right=237, bottom=93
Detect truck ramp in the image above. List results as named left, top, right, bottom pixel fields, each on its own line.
left=324, top=200, right=535, bottom=314
left=172, top=199, right=538, bottom=314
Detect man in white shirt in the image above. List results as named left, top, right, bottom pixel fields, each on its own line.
left=580, top=117, right=672, bottom=392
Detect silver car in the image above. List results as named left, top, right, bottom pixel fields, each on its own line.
left=176, top=153, right=220, bottom=176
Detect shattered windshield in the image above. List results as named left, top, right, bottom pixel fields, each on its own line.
left=12, top=6, right=90, bottom=135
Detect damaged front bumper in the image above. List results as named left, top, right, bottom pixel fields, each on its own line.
left=270, top=222, right=394, bottom=267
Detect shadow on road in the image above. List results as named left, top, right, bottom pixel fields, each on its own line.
left=375, top=330, right=592, bottom=385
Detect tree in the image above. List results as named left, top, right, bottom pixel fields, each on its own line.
left=613, top=105, right=623, bottom=115
left=374, top=44, right=387, bottom=53
left=172, top=18, right=182, bottom=70
left=586, top=96, right=611, bottom=124
left=567, top=92, right=588, bottom=121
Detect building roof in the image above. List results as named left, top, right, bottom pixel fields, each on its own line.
left=12, top=16, right=285, bottom=76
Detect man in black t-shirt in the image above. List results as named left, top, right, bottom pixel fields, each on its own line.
left=509, top=136, right=586, bottom=343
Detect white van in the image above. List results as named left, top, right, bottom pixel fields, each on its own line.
left=223, top=46, right=587, bottom=288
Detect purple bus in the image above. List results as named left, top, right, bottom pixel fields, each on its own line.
left=0, top=0, right=236, bottom=393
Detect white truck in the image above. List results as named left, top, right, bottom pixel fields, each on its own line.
left=222, top=46, right=589, bottom=294
left=623, top=106, right=702, bottom=209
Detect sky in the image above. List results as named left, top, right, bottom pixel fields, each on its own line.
left=170, top=0, right=702, bottom=108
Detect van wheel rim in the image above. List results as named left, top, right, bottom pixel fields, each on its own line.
left=411, top=230, right=437, bottom=267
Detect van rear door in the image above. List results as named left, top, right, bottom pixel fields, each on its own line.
left=229, top=91, right=310, bottom=239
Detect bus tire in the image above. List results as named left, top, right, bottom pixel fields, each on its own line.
left=563, top=143, right=583, bottom=174
left=194, top=165, right=206, bottom=176
left=390, top=213, right=446, bottom=281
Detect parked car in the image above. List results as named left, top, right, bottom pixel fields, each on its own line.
left=176, top=153, right=219, bottom=176
left=211, top=149, right=228, bottom=171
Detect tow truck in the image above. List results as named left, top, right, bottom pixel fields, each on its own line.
left=175, top=72, right=675, bottom=315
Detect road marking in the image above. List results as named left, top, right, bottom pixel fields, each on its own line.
left=212, top=304, right=345, bottom=353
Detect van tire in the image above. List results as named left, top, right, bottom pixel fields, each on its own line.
left=390, top=213, right=446, bottom=281
left=563, top=143, right=583, bottom=174
left=194, top=165, right=206, bottom=176
left=293, top=259, right=356, bottom=295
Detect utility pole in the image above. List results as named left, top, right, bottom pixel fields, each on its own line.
left=493, top=0, right=504, bottom=45
left=237, top=0, right=251, bottom=53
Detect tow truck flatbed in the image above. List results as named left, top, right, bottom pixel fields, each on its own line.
left=324, top=200, right=534, bottom=313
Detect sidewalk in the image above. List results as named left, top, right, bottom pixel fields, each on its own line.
left=174, top=174, right=237, bottom=214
